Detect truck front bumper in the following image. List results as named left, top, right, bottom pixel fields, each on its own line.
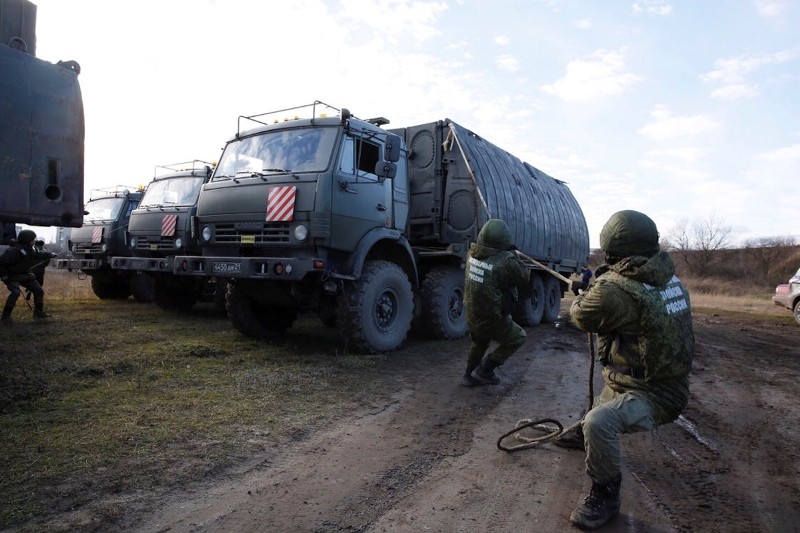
left=111, top=256, right=175, bottom=273
left=54, top=258, right=100, bottom=271
left=173, top=255, right=327, bottom=282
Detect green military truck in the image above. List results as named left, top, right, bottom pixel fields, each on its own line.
left=54, top=187, right=154, bottom=302
left=110, top=162, right=227, bottom=312
left=174, top=101, right=589, bottom=352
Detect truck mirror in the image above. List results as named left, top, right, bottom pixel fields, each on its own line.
left=374, top=161, right=397, bottom=179
left=385, top=133, right=401, bottom=162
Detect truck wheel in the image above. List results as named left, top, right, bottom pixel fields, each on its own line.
left=154, top=279, right=198, bottom=313
left=419, top=266, right=466, bottom=339
left=130, top=273, right=155, bottom=304
left=338, top=260, right=413, bottom=353
left=91, top=277, right=131, bottom=300
left=513, top=273, right=545, bottom=326
left=226, top=283, right=297, bottom=338
left=793, top=300, right=800, bottom=325
left=542, top=275, right=562, bottom=324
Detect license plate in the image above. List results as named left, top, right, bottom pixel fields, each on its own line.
left=212, top=261, right=242, bottom=274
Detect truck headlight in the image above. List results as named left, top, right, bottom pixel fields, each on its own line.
left=294, top=224, right=309, bottom=242
left=130, top=237, right=138, bottom=249
left=201, top=226, right=212, bottom=242
left=175, top=237, right=183, bottom=249
left=101, top=243, right=108, bottom=253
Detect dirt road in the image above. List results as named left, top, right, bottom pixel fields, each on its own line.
left=129, top=311, right=800, bottom=533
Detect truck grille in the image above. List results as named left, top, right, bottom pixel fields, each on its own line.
left=74, top=243, right=104, bottom=254
left=214, top=223, right=291, bottom=244
left=135, top=236, right=175, bottom=251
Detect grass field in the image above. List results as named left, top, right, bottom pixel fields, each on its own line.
left=0, top=267, right=793, bottom=530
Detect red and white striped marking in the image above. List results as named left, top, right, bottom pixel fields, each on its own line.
left=91, top=226, right=103, bottom=243
left=162, top=214, right=178, bottom=236
left=265, top=185, right=296, bottom=222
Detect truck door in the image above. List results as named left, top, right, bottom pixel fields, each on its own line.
left=330, top=132, right=393, bottom=252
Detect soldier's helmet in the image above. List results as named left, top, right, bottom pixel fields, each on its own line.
left=599, top=210, right=660, bottom=260
left=16, top=229, right=37, bottom=245
left=477, top=219, right=513, bottom=250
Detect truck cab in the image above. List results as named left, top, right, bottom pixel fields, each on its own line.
left=110, top=162, right=226, bottom=312
left=54, top=187, right=154, bottom=302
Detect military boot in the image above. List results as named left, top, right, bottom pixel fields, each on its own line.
left=1, top=313, right=12, bottom=327
left=33, top=309, right=51, bottom=319
left=461, top=364, right=483, bottom=387
left=473, top=356, right=501, bottom=385
left=569, top=474, right=622, bottom=530
left=554, top=424, right=585, bottom=451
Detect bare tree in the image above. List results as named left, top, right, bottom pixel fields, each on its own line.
left=665, top=215, right=732, bottom=276
left=744, top=236, right=797, bottom=285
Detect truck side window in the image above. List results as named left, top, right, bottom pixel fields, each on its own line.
left=338, top=135, right=380, bottom=181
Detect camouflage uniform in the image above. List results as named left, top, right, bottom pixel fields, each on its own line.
left=1, top=230, right=53, bottom=324
left=462, top=219, right=530, bottom=385
left=567, top=210, right=694, bottom=530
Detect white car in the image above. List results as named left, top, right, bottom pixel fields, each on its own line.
left=772, top=267, right=800, bottom=325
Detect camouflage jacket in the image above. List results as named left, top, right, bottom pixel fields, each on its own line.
left=464, top=242, right=530, bottom=330
left=0, top=245, right=51, bottom=281
left=570, top=252, right=694, bottom=423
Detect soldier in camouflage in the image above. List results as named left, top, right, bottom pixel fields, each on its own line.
left=558, top=210, right=694, bottom=530
left=1, top=230, right=56, bottom=325
left=462, top=219, right=530, bottom=387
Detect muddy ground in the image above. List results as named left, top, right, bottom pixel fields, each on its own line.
left=122, top=309, right=799, bottom=533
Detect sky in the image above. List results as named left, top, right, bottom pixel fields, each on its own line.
left=26, top=0, right=800, bottom=248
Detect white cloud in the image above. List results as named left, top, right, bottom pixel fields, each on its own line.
left=540, top=49, right=643, bottom=102
left=758, top=143, right=800, bottom=162
left=638, top=106, right=721, bottom=140
left=710, top=84, right=760, bottom=100
left=495, top=36, right=511, bottom=46
left=496, top=54, right=521, bottom=72
left=631, top=1, right=673, bottom=16
left=573, top=18, right=592, bottom=29
left=702, top=50, right=798, bottom=84
left=753, top=0, right=788, bottom=17
left=338, top=0, right=448, bottom=43
left=644, top=147, right=710, bottom=163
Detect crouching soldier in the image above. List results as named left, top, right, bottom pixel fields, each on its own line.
left=461, top=219, right=530, bottom=386
left=1, top=230, right=56, bottom=325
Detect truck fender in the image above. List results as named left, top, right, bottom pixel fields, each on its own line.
left=344, top=227, right=419, bottom=287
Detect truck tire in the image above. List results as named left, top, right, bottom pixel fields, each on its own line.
left=338, top=260, right=413, bottom=353
left=513, top=273, right=545, bottom=326
left=226, top=283, right=297, bottom=338
left=419, top=266, right=466, bottom=339
left=542, top=275, right=561, bottom=324
left=91, top=277, right=131, bottom=300
left=130, top=273, right=155, bottom=304
left=154, top=279, right=198, bottom=313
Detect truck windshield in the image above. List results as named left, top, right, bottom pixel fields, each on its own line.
left=140, top=176, right=205, bottom=207
left=84, top=198, right=125, bottom=222
left=213, top=127, right=336, bottom=181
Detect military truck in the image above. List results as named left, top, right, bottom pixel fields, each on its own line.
left=54, top=187, right=154, bottom=302
left=1, top=0, right=84, bottom=245
left=174, top=101, right=589, bottom=353
left=110, top=161, right=227, bottom=312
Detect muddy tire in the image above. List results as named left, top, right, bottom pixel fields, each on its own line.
left=226, top=283, right=297, bottom=338
left=419, top=266, right=466, bottom=339
left=542, top=275, right=561, bottom=324
left=154, top=279, right=198, bottom=313
left=130, top=273, right=155, bottom=304
left=513, top=273, right=545, bottom=326
left=338, top=260, right=413, bottom=353
left=91, top=277, right=131, bottom=300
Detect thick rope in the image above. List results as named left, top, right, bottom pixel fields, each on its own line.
left=497, top=332, right=596, bottom=452
left=444, top=124, right=492, bottom=219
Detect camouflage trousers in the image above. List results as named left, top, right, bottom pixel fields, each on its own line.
left=466, top=315, right=526, bottom=368
left=581, top=386, right=659, bottom=485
